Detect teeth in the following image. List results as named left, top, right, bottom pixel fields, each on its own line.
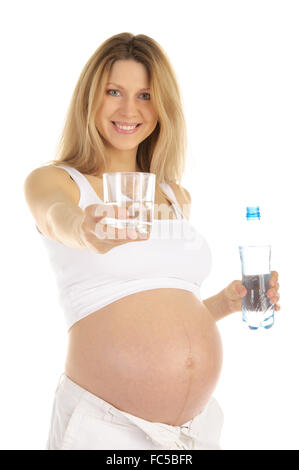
left=114, top=122, right=138, bottom=130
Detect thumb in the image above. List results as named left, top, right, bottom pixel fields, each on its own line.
left=225, top=280, right=247, bottom=300
left=234, top=281, right=247, bottom=297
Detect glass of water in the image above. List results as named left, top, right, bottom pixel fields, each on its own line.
left=102, top=172, right=156, bottom=236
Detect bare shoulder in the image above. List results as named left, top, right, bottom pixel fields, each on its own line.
left=24, top=164, right=80, bottom=238
left=25, top=164, right=71, bottom=183
left=24, top=164, right=78, bottom=201
left=168, top=181, right=192, bottom=220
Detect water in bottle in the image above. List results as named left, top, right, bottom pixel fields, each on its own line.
left=241, top=272, right=274, bottom=329
left=239, top=206, right=275, bottom=330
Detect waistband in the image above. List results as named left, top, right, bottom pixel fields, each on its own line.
left=56, top=373, right=223, bottom=450
left=57, top=373, right=193, bottom=428
left=57, top=372, right=127, bottom=417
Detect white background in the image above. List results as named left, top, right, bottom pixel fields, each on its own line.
left=1, top=0, right=298, bottom=450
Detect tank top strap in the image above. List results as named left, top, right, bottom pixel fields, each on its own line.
left=159, top=182, right=185, bottom=220
left=54, top=164, right=101, bottom=202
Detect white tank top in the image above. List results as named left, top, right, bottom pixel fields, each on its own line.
left=38, top=165, right=212, bottom=330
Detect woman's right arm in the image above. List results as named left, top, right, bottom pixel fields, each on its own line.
left=23, top=166, right=148, bottom=253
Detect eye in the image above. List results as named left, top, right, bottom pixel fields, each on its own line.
left=140, top=93, right=150, bottom=100
left=106, top=89, right=150, bottom=100
left=107, top=89, right=120, bottom=97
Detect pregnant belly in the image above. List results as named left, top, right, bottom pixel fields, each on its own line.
left=65, top=289, right=223, bottom=426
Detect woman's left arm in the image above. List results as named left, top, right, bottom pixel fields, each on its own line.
left=174, top=187, right=280, bottom=321
left=203, top=271, right=280, bottom=322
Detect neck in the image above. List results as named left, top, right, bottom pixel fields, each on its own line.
left=105, top=145, right=141, bottom=173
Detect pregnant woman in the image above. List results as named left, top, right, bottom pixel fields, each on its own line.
left=24, top=33, right=280, bottom=450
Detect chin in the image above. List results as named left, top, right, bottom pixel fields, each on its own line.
left=110, top=141, right=140, bottom=151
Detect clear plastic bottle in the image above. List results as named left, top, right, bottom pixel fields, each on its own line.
left=238, top=207, right=275, bottom=330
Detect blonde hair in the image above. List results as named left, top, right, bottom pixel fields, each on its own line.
left=46, top=32, right=187, bottom=191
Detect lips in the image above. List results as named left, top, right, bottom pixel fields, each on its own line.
left=111, top=121, right=142, bottom=134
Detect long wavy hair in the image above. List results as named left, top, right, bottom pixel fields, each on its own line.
left=46, top=32, right=187, bottom=193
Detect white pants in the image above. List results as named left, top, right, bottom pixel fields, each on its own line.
left=46, top=373, right=224, bottom=450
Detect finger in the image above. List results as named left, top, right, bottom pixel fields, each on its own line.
left=116, top=206, right=129, bottom=219
left=114, top=227, right=137, bottom=241
left=94, top=220, right=110, bottom=239
left=269, top=294, right=280, bottom=305
left=273, top=294, right=280, bottom=304
left=94, top=220, right=123, bottom=240
left=275, top=303, right=281, bottom=311
left=272, top=282, right=280, bottom=292
left=105, top=225, right=148, bottom=242
left=270, top=270, right=279, bottom=286
left=93, top=204, right=128, bottom=220
left=114, top=227, right=141, bottom=241
left=107, top=225, right=145, bottom=242
left=275, top=282, right=279, bottom=291
left=127, top=228, right=149, bottom=241
left=127, top=229, right=138, bottom=240
left=87, top=204, right=109, bottom=220
left=267, top=289, right=280, bottom=301
left=273, top=282, right=280, bottom=296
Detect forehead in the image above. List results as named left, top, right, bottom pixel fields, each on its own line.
left=108, top=60, right=150, bottom=87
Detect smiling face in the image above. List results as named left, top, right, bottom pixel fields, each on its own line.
left=95, top=60, right=158, bottom=169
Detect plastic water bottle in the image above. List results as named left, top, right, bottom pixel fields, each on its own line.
left=238, top=206, right=275, bottom=330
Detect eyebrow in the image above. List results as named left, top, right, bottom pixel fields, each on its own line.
left=107, top=82, right=150, bottom=91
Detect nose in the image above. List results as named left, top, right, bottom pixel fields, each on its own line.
left=119, top=96, right=139, bottom=119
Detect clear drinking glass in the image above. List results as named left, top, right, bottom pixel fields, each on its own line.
left=102, top=172, right=156, bottom=236
left=239, top=245, right=275, bottom=329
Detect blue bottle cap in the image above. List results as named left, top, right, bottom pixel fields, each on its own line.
left=246, top=206, right=260, bottom=220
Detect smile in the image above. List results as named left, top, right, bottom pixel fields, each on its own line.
left=111, top=121, right=142, bottom=134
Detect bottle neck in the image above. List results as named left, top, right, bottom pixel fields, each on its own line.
left=240, top=216, right=269, bottom=247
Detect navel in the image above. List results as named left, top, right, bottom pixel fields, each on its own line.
left=185, top=355, right=194, bottom=369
